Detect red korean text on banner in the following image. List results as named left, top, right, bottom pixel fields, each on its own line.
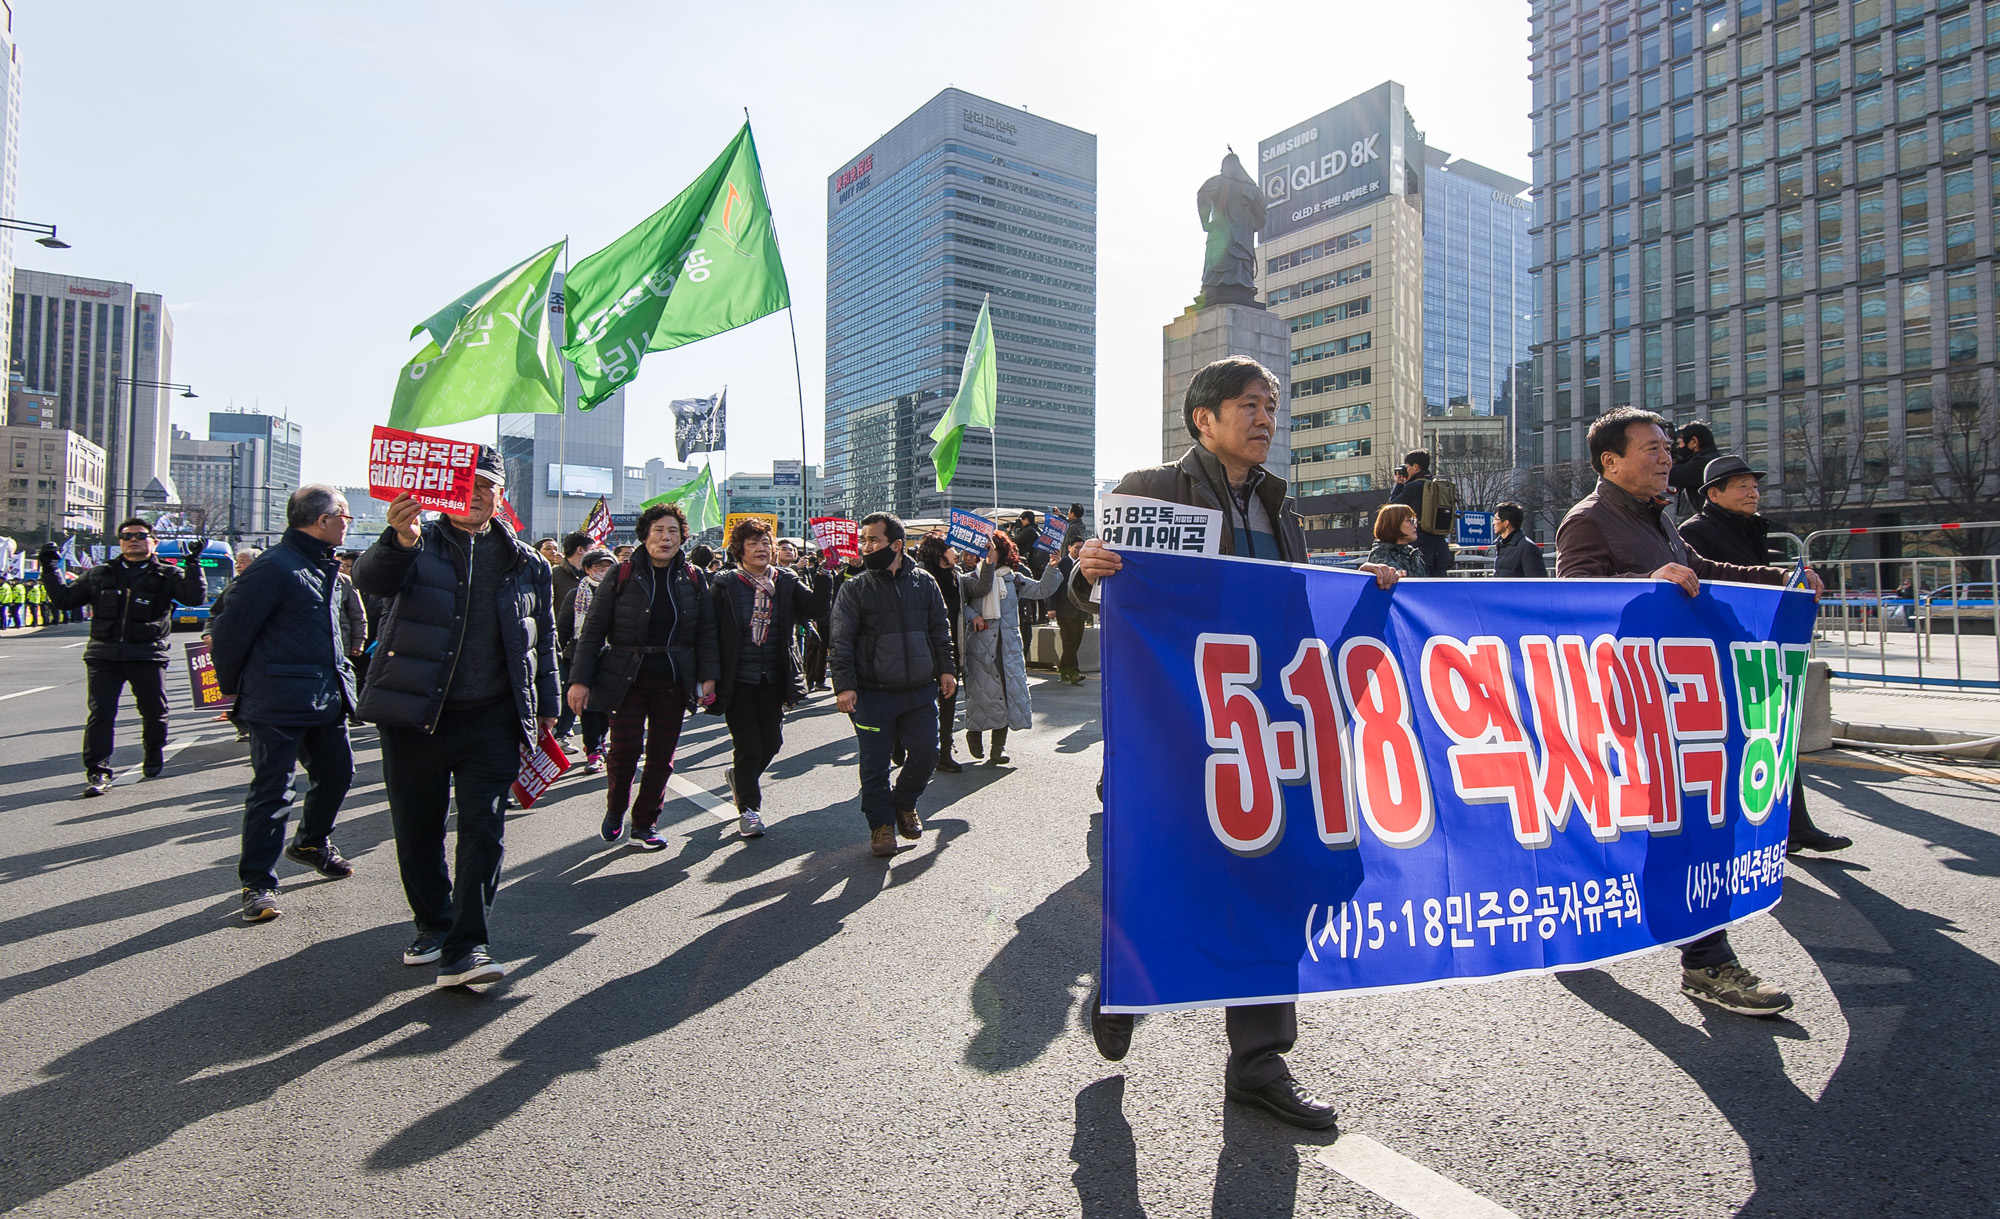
left=184, top=641, right=234, bottom=712
left=809, top=516, right=858, bottom=559
left=367, top=425, right=480, bottom=515
left=512, top=728, right=572, bottom=809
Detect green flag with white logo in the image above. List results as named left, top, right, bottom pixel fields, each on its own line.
left=929, top=295, right=997, bottom=490
left=644, top=462, right=722, bottom=535
left=388, top=241, right=566, bottom=431
left=562, top=123, right=791, bottom=411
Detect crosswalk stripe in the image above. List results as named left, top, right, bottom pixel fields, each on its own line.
left=666, top=773, right=737, bottom=822
left=0, top=685, right=55, bottom=702
left=1317, top=1135, right=1520, bottom=1219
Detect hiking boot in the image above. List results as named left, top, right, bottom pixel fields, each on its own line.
left=1226, top=1077, right=1339, bottom=1131
left=738, top=810, right=765, bottom=838
left=83, top=770, right=113, bottom=798
left=403, top=932, right=443, bottom=966
left=1682, top=962, right=1794, bottom=1017
left=935, top=755, right=963, bottom=774
left=870, top=824, right=897, bottom=857
left=896, top=807, right=923, bottom=840
left=437, top=948, right=506, bottom=988
left=1788, top=827, right=1853, bottom=854
left=285, top=839, right=353, bottom=879
left=240, top=888, right=281, bottom=923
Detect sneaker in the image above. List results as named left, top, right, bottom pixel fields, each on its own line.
left=935, top=756, right=963, bottom=774
left=240, top=887, right=281, bottom=923
left=437, top=948, right=506, bottom=988
left=630, top=829, right=669, bottom=852
left=599, top=806, right=625, bottom=843
left=738, top=810, right=765, bottom=838
left=558, top=734, right=578, bottom=755
left=83, top=770, right=113, bottom=798
left=870, top=824, right=897, bottom=857
left=583, top=752, right=604, bottom=774
left=1682, top=962, right=1794, bottom=1017
left=1787, top=827, right=1853, bottom=855
left=403, top=932, right=443, bottom=966
left=285, top=839, right=354, bottom=879
left=896, top=807, right=923, bottom=840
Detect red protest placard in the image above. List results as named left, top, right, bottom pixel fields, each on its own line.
left=367, top=425, right=480, bottom=514
left=511, top=728, right=572, bottom=809
left=809, top=516, right=858, bottom=559
left=184, top=641, right=234, bottom=711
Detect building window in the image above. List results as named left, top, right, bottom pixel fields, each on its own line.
left=1945, top=267, right=1979, bottom=363
left=1902, top=276, right=1933, bottom=370
left=1901, top=177, right=1931, bottom=261
left=1943, top=168, right=1976, bottom=260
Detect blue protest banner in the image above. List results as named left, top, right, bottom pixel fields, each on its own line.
left=947, top=507, right=997, bottom=554
left=1099, top=551, right=1815, bottom=1013
left=1036, top=509, right=1068, bottom=554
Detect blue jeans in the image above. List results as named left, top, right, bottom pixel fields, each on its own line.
left=239, top=719, right=354, bottom=890
left=852, top=685, right=939, bottom=829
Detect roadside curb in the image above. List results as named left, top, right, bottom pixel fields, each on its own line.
left=1829, top=718, right=2000, bottom=762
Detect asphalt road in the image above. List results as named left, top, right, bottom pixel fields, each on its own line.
left=1, top=621, right=1996, bottom=1217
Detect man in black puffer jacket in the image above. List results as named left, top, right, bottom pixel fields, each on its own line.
left=830, top=512, right=955, bottom=858
left=209, top=486, right=360, bottom=925
left=352, top=447, right=556, bottom=988
left=39, top=516, right=207, bottom=796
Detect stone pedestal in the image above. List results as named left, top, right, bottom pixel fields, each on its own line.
left=1161, top=302, right=1293, bottom=474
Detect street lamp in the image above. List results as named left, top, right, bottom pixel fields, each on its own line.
left=0, top=217, right=70, bottom=249
left=109, top=377, right=198, bottom=529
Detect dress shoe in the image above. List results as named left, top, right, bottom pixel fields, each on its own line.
left=934, top=756, right=963, bottom=773
left=1225, top=1077, right=1339, bottom=1131
left=1787, top=827, right=1852, bottom=854
left=1089, top=989, right=1132, bottom=1062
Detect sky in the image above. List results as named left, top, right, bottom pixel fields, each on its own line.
left=14, top=0, right=1533, bottom=493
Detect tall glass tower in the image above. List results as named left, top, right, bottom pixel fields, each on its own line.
left=824, top=88, right=1097, bottom=519
left=1422, top=145, right=1534, bottom=420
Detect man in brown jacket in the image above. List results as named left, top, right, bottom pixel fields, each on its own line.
left=1071, top=356, right=1400, bottom=1134
left=1557, top=406, right=1823, bottom=1019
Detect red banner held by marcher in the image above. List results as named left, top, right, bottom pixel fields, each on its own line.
left=367, top=424, right=480, bottom=514
left=511, top=728, right=572, bottom=809
left=809, top=516, right=858, bottom=559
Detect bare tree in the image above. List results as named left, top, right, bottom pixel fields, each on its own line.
left=1766, top=420, right=1895, bottom=560
left=1911, top=377, right=2000, bottom=557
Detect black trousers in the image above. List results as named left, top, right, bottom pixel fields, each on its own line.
left=804, top=624, right=829, bottom=689
left=852, top=685, right=938, bottom=829
left=554, top=656, right=577, bottom=738
left=1097, top=999, right=1296, bottom=1088
left=240, top=719, right=354, bottom=890
left=937, top=684, right=959, bottom=762
left=82, top=659, right=169, bottom=775
left=1018, top=598, right=1039, bottom=652
left=1057, top=613, right=1085, bottom=673
left=723, top=679, right=788, bottom=810
left=378, top=697, right=518, bottom=962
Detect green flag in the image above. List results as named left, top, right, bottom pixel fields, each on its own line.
left=643, top=463, right=721, bottom=534
left=388, top=241, right=565, bottom=431
left=930, top=295, right=997, bottom=490
left=562, top=123, right=791, bottom=410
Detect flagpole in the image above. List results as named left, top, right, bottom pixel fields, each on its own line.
left=744, top=108, right=814, bottom=515
left=558, top=236, right=570, bottom=540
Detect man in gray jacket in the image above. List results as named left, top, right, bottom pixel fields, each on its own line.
left=829, top=512, right=956, bottom=859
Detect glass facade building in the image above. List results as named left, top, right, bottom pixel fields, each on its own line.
left=1422, top=145, right=1534, bottom=420
left=824, top=88, right=1096, bottom=518
left=1527, top=0, right=2000, bottom=535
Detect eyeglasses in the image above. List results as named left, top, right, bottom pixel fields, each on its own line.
left=322, top=512, right=354, bottom=522
left=118, top=532, right=152, bottom=542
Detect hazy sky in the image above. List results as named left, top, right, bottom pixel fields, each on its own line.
left=15, top=1, right=1532, bottom=492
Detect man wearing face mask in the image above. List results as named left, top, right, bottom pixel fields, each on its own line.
left=829, top=512, right=956, bottom=858
left=354, top=447, right=557, bottom=988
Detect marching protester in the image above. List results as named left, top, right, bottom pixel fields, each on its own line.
left=1049, top=538, right=1089, bottom=684
left=563, top=547, right=617, bottom=773
left=336, top=550, right=368, bottom=725
left=39, top=518, right=207, bottom=796
left=567, top=502, right=717, bottom=851
left=208, top=486, right=360, bottom=924
left=828, top=512, right=956, bottom=858
left=1556, top=407, right=1825, bottom=1018
left=958, top=531, right=1064, bottom=766
left=1007, top=509, right=1049, bottom=650
left=550, top=531, right=591, bottom=750
left=1490, top=501, right=1548, bottom=577
left=706, top=517, right=825, bottom=837
left=1669, top=420, right=1721, bottom=517
left=354, top=447, right=557, bottom=988
left=1070, top=356, right=1401, bottom=1132
left=1365, top=503, right=1429, bottom=578
left=233, top=547, right=261, bottom=578
left=1386, top=448, right=1453, bottom=577
left=1677, top=454, right=1852, bottom=856
left=915, top=533, right=965, bottom=770
left=800, top=544, right=833, bottom=693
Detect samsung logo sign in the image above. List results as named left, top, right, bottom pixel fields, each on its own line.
left=1262, top=128, right=1318, bottom=162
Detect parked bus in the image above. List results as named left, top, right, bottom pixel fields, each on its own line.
left=155, top=539, right=234, bottom=630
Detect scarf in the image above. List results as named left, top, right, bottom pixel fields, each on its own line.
left=738, top=568, right=776, bottom=645
left=979, top=562, right=1008, bottom=621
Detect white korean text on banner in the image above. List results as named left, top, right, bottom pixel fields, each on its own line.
left=1035, top=509, right=1068, bottom=554
left=809, top=516, right=857, bottom=559
left=512, top=729, right=573, bottom=808
left=367, top=425, right=480, bottom=515
left=946, top=508, right=997, bottom=554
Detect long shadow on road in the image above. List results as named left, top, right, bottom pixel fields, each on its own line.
left=966, top=811, right=1100, bottom=1072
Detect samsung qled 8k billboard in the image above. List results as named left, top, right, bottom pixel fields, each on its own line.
left=1258, top=82, right=1415, bottom=242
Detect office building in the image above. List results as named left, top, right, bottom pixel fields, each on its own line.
left=9, top=269, right=177, bottom=529
left=1526, top=0, right=2000, bottom=536
left=621, top=458, right=700, bottom=514
left=824, top=88, right=1097, bottom=519
left=498, top=383, right=625, bottom=539
left=337, top=486, right=389, bottom=532
left=0, top=6, right=19, bottom=369
left=1258, top=81, right=1429, bottom=499
left=205, top=411, right=302, bottom=538
left=722, top=464, right=824, bottom=537
left=2, top=422, right=105, bottom=535
left=1422, top=145, right=1535, bottom=440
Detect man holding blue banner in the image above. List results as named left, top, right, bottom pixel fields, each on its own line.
left=1557, top=407, right=1823, bottom=1017
left=1073, top=356, right=1402, bottom=1132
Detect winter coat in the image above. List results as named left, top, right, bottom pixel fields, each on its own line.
left=1491, top=530, right=1549, bottom=578
left=39, top=551, right=205, bottom=664
left=1365, top=541, right=1427, bottom=578
left=553, top=560, right=584, bottom=661
left=920, top=558, right=964, bottom=671
left=706, top=566, right=823, bottom=715
left=1669, top=445, right=1720, bottom=518
left=337, top=572, right=367, bottom=653
left=828, top=557, right=953, bottom=693
left=209, top=528, right=355, bottom=726
left=1678, top=501, right=1772, bottom=568
left=350, top=519, right=558, bottom=742
left=1555, top=479, right=1784, bottom=586
left=570, top=556, right=718, bottom=715
left=957, top=559, right=1066, bottom=732
left=1388, top=474, right=1452, bottom=574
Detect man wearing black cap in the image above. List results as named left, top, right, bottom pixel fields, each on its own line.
left=1679, top=454, right=1853, bottom=857
left=353, top=446, right=557, bottom=988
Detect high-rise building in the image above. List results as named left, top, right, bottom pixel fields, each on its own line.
left=1526, top=0, right=2000, bottom=537
left=722, top=464, right=824, bottom=537
left=2, top=422, right=104, bottom=535
left=824, top=88, right=1097, bottom=519
left=498, top=384, right=625, bottom=540
left=206, top=410, right=302, bottom=538
left=0, top=4, right=22, bottom=370
left=1422, top=145, right=1534, bottom=427
left=10, top=269, right=176, bottom=529
left=620, top=458, right=700, bottom=514
left=1257, top=82, right=1429, bottom=499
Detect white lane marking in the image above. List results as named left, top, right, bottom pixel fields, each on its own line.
left=0, top=685, right=56, bottom=701
left=60, top=641, right=87, bottom=648
left=109, top=733, right=214, bottom=787
left=1317, top=1135, right=1520, bottom=1219
left=666, top=773, right=736, bottom=822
